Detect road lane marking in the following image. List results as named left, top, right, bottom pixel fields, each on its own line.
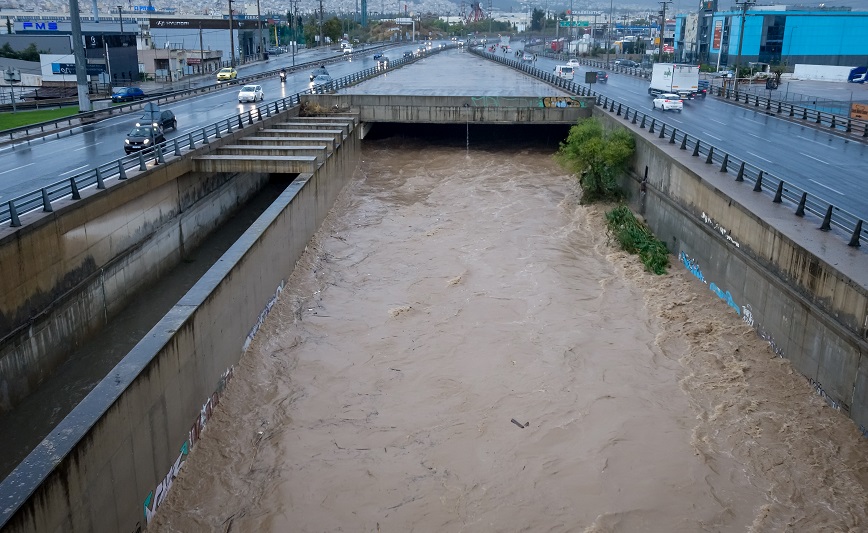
left=744, top=132, right=762, bottom=139
left=74, top=142, right=101, bottom=151
left=796, top=135, right=836, bottom=148
left=707, top=118, right=727, bottom=125
left=799, top=152, right=829, bottom=165
left=60, top=165, right=89, bottom=176
left=746, top=151, right=774, bottom=163
left=0, top=162, right=34, bottom=175
left=704, top=133, right=723, bottom=141
left=809, top=179, right=844, bottom=196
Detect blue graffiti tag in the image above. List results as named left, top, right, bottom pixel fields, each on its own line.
left=679, top=251, right=706, bottom=284
left=709, top=282, right=741, bottom=316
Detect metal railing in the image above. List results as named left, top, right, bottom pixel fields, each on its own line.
left=471, top=47, right=865, bottom=248
left=0, top=43, right=455, bottom=228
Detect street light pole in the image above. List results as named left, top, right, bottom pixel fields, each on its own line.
left=734, top=0, right=754, bottom=82
left=256, top=0, right=263, bottom=60
left=228, top=0, right=236, bottom=67
left=118, top=6, right=123, bottom=33
left=658, top=0, right=670, bottom=64
left=605, top=0, right=613, bottom=65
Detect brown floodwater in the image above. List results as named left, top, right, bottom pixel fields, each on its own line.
left=150, top=127, right=868, bottom=533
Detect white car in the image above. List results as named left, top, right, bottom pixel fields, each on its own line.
left=652, top=93, right=683, bottom=112
left=238, top=85, right=264, bottom=103
left=566, top=59, right=580, bottom=67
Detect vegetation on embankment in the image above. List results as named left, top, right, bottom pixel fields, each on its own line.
left=556, top=118, right=669, bottom=274
left=0, top=107, right=79, bottom=130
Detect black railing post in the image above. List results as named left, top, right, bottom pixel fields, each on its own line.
left=70, top=177, right=81, bottom=199
left=692, top=140, right=701, bottom=157
left=796, top=193, right=807, bottom=216
left=705, top=146, right=714, bottom=164
left=8, top=201, right=20, bottom=227
left=848, top=221, right=862, bottom=247
left=719, top=153, right=729, bottom=172
left=754, top=171, right=764, bottom=192
left=95, top=168, right=105, bottom=189
left=118, top=160, right=127, bottom=180
left=773, top=181, right=784, bottom=203
left=41, top=189, right=53, bottom=212
left=736, top=162, right=745, bottom=182
left=820, top=205, right=833, bottom=231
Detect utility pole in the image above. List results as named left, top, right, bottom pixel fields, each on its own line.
left=69, top=0, right=91, bottom=111
left=734, top=0, right=755, bottom=82
left=319, top=0, right=324, bottom=48
left=228, top=0, right=236, bottom=66
left=256, top=0, right=263, bottom=60
left=605, top=0, right=613, bottom=65
left=118, top=6, right=124, bottom=33
left=658, top=0, right=670, bottom=64
left=199, top=23, right=205, bottom=73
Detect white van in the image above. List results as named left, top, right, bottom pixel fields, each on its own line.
left=554, top=65, right=574, bottom=80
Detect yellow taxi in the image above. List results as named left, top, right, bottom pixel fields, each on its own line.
left=216, top=67, right=237, bottom=81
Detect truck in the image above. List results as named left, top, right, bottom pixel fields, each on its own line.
left=648, top=63, right=700, bottom=99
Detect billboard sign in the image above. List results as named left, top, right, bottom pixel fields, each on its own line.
left=712, top=20, right=722, bottom=50
left=51, top=63, right=106, bottom=76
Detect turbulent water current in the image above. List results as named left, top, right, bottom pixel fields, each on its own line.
left=150, top=130, right=868, bottom=533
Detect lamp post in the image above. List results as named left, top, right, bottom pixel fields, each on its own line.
left=118, top=6, right=123, bottom=33
left=605, top=0, right=613, bottom=65
left=734, top=0, right=755, bottom=82
left=228, top=0, right=236, bottom=67
left=256, top=0, right=263, bottom=60
left=658, top=0, right=670, bottom=65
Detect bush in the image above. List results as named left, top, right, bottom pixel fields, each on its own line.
left=555, top=118, right=635, bottom=204
left=605, top=205, right=669, bottom=274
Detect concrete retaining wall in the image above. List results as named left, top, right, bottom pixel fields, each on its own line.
left=592, top=107, right=868, bottom=432
left=300, top=94, right=593, bottom=124
left=0, top=114, right=359, bottom=532
left=0, top=107, right=300, bottom=415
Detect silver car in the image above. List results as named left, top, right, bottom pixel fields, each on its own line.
left=238, top=84, right=264, bottom=103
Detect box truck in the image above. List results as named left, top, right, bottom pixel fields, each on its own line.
left=648, top=63, right=700, bottom=99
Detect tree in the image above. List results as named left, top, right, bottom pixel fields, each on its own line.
left=555, top=118, right=635, bottom=203
left=531, top=8, right=545, bottom=32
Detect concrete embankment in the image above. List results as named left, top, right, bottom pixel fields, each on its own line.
left=593, top=107, right=868, bottom=432
left=0, top=109, right=360, bottom=531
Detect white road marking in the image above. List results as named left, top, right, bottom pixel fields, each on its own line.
left=796, top=135, right=836, bottom=148
left=74, top=142, right=101, bottom=151
left=704, top=133, right=723, bottom=141
left=60, top=165, right=89, bottom=176
left=800, top=152, right=829, bottom=165
left=707, top=118, right=727, bottom=125
left=809, top=179, right=844, bottom=196
left=746, top=151, right=774, bottom=163
left=0, top=162, right=34, bottom=175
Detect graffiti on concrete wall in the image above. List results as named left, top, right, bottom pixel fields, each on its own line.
left=243, top=280, right=285, bottom=352
left=701, top=212, right=741, bottom=248
left=541, top=96, right=586, bottom=108
left=141, top=365, right=234, bottom=525
left=679, top=251, right=740, bottom=316
left=808, top=377, right=845, bottom=412
left=679, top=251, right=706, bottom=284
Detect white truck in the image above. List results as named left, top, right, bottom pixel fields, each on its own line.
left=648, top=63, right=700, bottom=99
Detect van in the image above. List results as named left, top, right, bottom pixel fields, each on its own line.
left=554, top=65, right=574, bottom=80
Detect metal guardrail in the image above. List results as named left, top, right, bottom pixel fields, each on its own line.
left=0, top=44, right=393, bottom=144
left=472, top=47, right=865, bottom=248
left=0, top=44, right=454, bottom=229
left=530, top=49, right=868, bottom=139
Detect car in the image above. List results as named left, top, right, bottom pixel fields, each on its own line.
left=652, top=93, right=683, bottom=112
left=124, top=124, right=165, bottom=154
left=310, top=74, right=333, bottom=89
left=111, top=87, right=146, bottom=103
left=238, top=84, right=264, bottom=103
left=403, top=51, right=413, bottom=58
left=566, top=59, right=580, bottom=67
left=694, top=79, right=710, bottom=98
left=377, top=56, right=390, bottom=68
left=615, top=59, right=639, bottom=68
left=216, top=67, right=237, bottom=81
left=309, top=65, right=329, bottom=81
left=342, top=46, right=353, bottom=55
left=595, top=71, right=608, bottom=83
left=714, top=70, right=734, bottom=78
left=139, top=109, right=176, bottom=131
left=521, top=52, right=534, bottom=62
left=373, top=52, right=383, bottom=59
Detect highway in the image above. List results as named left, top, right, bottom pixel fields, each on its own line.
left=0, top=44, right=865, bottom=225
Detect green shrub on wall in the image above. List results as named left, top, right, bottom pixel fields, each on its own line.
left=555, top=117, right=635, bottom=204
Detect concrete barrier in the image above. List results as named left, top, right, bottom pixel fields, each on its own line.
left=0, top=114, right=360, bottom=532
left=592, top=106, right=868, bottom=432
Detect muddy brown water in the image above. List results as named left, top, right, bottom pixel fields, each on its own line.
left=151, top=130, right=867, bottom=532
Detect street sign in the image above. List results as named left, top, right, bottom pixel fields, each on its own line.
left=559, top=21, right=589, bottom=27
left=395, top=17, right=413, bottom=24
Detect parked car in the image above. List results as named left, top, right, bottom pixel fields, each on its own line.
left=111, top=87, right=146, bottom=103
left=139, top=109, right=176, bottom=131
left=216, top=67, right=238, bottom=81
left=595, top=70, right=608, bottom=83
left=652, top=93, right=683, bottom=112
left=124, top=125, right=165, bottom=154
left=238, top=84, right=264, bottom=103
left=566, top=59, right=580, bottom=68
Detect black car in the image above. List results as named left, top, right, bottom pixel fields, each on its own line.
left=403, top=51, right=413, bottom=58
left=616, top=59, right=639, bottom=68
left=124, top=125, right=166, bottom=154
left=139, top=110, right=177, bottom=131
left=695, top=79, right=710, bottom=98
left=596, top=71, right=608, bottom=83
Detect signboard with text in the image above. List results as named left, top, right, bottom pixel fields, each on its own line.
left=851, top=102, right=868, bottom=121
left=712, top=20, right=722, bottom=50
left=559, top=21, right=589, bottom=27
left=51, top=63, right=106, bottom=76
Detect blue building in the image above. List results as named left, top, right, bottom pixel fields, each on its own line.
left=676, top=4, right=868, bottom=68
